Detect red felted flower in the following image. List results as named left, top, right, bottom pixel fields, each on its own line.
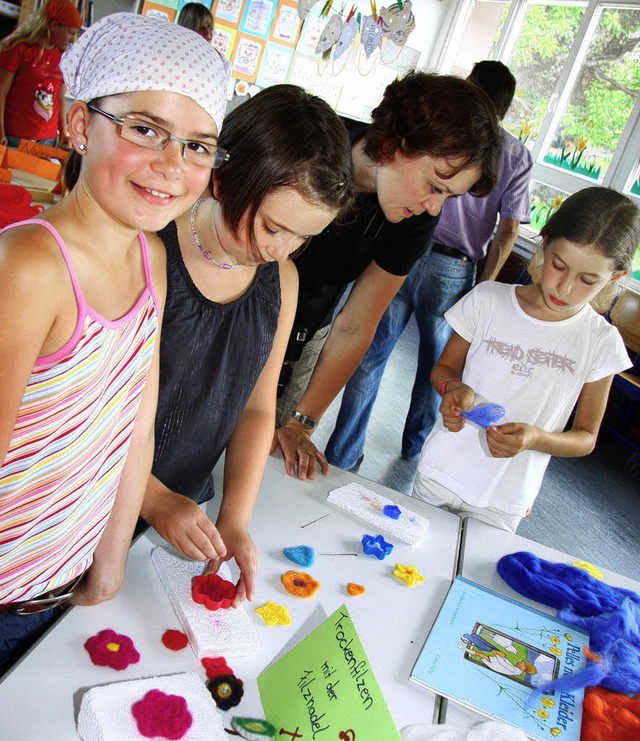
left=192, top=574, right=236, bottom=611
left=131, top=689, right=192, bottom=740
left=84, top=628, right=140, bottom=670
left=162, top=629, right=189, bottom=651
left=201, top=656, right=233, bottom=679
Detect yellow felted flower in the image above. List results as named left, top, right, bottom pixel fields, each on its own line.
left=392, top=563, right=425, bottom=587
left=255, top=601, right=291, bottom=626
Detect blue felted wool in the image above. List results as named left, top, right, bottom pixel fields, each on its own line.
left=461, top=403, right=506, bottom=428
left=497, top=551, right=640, bottom=697
left=283, top=546, right=315, bottom=568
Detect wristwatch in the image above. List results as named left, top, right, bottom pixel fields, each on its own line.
left=290, top=410, right=319, bottom=430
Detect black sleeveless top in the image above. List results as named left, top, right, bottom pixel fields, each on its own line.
left=152, top=221, right=281, bottom=503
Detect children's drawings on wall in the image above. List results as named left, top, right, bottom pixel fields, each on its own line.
left=256, top=42, right=294, bottom=87
left=232, top=34, right=265, bottom=81
left=240, top=0, right=276, bottom=38
left=214, top=0, right=243, bottom=25
left=270, top=0, right=302, bottom=46
left=212, top=24, right=238, bottom=59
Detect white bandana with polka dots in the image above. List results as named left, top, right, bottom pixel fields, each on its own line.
left=61, top=12, right=230, bottom=133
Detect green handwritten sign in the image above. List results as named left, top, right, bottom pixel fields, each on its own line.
left=257, top=604, right=401, bottom=740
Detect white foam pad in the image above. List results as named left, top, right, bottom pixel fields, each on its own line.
left=327, top=482, right=429, bottom=545
left=77, top=671, right=227, bottom=741
left=151, top=547, right=260, bottom=659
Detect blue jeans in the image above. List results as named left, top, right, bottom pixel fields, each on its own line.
left=325, top=250, right=476, bottom=469
left=6, top=135, right=58, bottom=148
left=0, top=605, right=64, bottom=677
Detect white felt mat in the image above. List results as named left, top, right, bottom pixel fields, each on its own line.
left=327, top=482, right=429, bottom=545
left=151, top=547, right=260, bottom=659
left=77, top=671, right=227, bottom=741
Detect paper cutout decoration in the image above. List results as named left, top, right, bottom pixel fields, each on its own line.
left=361, top=15, right=382, bottom=57
left=316, top=12, right=343, bottom=54
left=380, top=0, right=415, bottom=47
left=334, top=15, right=358, bottom=59
left=298, top=0, right=321, bottom=19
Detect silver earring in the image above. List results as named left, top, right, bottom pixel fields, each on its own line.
left=77, top=143, right=86, bottom=153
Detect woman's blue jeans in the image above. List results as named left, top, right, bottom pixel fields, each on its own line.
left=325, top=250, right=476, bottom=469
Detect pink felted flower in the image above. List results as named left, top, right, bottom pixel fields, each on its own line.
left=192, top=574, right=235, bottom=611
left=84, top=628, right=140, bottom=670
left=131, top=689, right=192, bottom=740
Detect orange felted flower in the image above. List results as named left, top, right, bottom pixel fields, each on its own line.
left=281, top=570, right=320, bottom=598
left=347, top=582, right=365, bottom=596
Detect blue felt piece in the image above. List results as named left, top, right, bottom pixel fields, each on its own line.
left=283, top=546, right=315, bottom=568
left=461, top=402, right=506, bottom=428
left=361, top=533, right=394, bottom=560
left=383, top=504, right=402, bottom=520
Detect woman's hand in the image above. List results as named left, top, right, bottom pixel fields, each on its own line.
left=145, top=489, right=227, bottom=563
left=439, top=383, right=475, bottom=432
left=486, top=423, right=538, bottom=458
left=206, top=522, right=258, bottom=606
left=271, top=422, right=328, bottom=480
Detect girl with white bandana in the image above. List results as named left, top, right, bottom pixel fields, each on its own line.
left=0, top=13, right=229, bottom=675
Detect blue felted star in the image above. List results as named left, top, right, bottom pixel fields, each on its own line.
left=283, top=545, right=315, bottom=568
left=361, top=534, right=394, bottom=560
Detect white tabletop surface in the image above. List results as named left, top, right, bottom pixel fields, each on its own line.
left=0, top=456, right=461, bottom=740
left=443, top=516, right=640, bottom=729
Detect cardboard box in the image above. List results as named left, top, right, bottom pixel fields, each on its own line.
left=18, top=139, right=69, bottom=163
left=3, top=149, right=61, bottom=182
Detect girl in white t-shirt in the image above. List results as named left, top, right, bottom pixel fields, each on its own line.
left=413, top=187, right=639, bottom=532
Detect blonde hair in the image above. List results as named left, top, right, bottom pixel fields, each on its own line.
left=0, top=6, right=51, bottom=50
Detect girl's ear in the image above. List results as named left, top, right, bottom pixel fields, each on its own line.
left=67, top=101, right=91, bottom=154
left=609, top=270, right=629, bottom=284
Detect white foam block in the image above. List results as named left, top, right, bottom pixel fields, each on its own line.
left=77, top=671, right=227, bottom=741
left=151, top=547, right=260, bottom=659
left=327, top=482, right=429, bottom=545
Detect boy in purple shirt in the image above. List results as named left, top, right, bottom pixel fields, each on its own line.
left=326, top=61, right=533, bottom=468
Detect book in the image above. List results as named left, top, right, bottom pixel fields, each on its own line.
left=410, top=576, right=589, bottom=740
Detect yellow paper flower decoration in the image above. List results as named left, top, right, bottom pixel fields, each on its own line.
left=256, top=601, right=291, bottom=626
left=550, top=646, right=562, bottom=656
left=551, top=194, right=564, bottom=211
left=537, top=708, right=549, bottom=719
left=541, top=697, right=555, bottom=708
left=392, top=563, right=425, bottom=587
left=550, top=635, right=560, bottom=644
left=576, top=137, right=588, bottom=152
left=550, top=728, right=562, bottom=736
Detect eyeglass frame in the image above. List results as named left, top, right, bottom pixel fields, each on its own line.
left=87, top=103, right=230, bottom=169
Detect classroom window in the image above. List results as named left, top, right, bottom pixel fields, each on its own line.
left=437, top=0, right=640, bottom=252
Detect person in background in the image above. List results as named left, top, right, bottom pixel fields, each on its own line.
left=0, top=12, right=228, bottom=676
left=141, top=85, right=353, bottom=605
left=272, top=71, right=503, bottom=480
left=0, top=0, right=81, bottom=148
left=177, top=2, right=214, bottom=43
left=414, top=187, right=638, bottom=532
left=326, top=61, right=533, bottom=470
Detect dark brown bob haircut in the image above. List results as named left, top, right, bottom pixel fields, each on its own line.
left=215, top=84, right=354, bottom=242
left=363, top=71, right=502, bottom=197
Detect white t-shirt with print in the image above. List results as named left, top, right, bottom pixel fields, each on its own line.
left=417, top=282, right=631, bottom=516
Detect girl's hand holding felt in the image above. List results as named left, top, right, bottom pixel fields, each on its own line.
left=440, top=383, right=475, bottom=432
left=486, top=422, right=539, bottom=458
left=209, top=521, right=258, bottom=606
left=272, top=423, right=329, bottom=481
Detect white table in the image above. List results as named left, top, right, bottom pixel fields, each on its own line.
left=442, top=516, right=640, bottom=728
left=0, top=456, right=461, bottom=739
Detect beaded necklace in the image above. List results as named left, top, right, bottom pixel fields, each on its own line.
left=190, top=198, right=245, bottom=270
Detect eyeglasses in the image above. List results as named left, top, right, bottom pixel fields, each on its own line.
left=88, top=103, right=229, bottom=169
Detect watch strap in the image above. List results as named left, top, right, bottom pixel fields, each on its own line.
left=290, top=410, right=319, bottom=430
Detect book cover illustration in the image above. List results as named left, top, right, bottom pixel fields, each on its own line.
left=410, top=576, right=589, bottom=740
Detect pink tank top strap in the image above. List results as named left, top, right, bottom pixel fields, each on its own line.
left=137, top=231, right=160, bottom=313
